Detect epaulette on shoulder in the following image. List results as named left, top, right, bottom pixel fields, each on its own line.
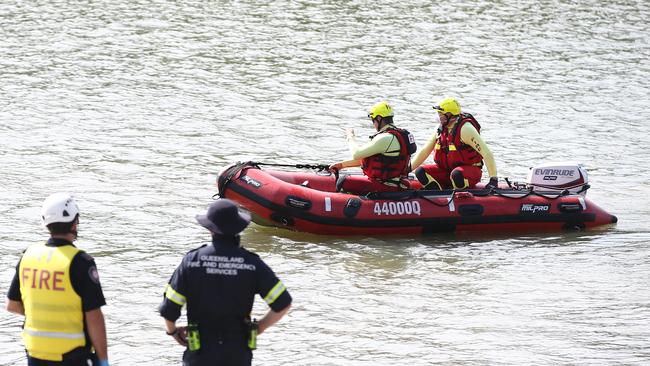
left=240, top=247, right=260, bottom=258
left=186, top=244, right=207, bottom=255
left=77, top=251, right=93, bottom=262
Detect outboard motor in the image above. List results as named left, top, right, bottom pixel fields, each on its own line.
left=526, top=162, right=590, bottom=195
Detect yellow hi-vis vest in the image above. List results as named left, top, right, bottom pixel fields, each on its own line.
left=19, top=242, right=86, bottom=361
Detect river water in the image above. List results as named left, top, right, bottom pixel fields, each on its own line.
left=1, top=1, right=649, bottom=365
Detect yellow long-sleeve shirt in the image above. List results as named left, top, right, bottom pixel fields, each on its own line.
left=333, top=124, right=402, bottom=169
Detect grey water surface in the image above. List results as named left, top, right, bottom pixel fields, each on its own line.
left=1, top=1, right=649, bottom=365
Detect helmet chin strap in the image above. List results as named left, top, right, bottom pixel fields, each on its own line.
left=441, top=114, right=458, bottom=128
left=70, top=218, right=79, bottom=241
left=374, top=116, right=385, bottom=132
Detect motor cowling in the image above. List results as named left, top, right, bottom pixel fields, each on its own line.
left=526, top=162, right=589, bottom=195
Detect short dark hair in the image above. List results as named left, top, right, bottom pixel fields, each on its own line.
left=381, top=116, right=394, bottom=124
left=46, top=215, right=78, bottom=235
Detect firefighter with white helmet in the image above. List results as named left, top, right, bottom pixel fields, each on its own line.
left=6, top=193, right=110, bottom=366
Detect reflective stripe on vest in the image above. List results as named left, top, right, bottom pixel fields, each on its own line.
left=24, top=329, right=85, bottom=339
left=19, top=242, right=85, bottom=361
left=434, top=143, right=458, bottom=153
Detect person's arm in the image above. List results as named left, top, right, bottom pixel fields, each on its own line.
left=6, top=266, right=24, bottom=315
left=85, top=308, right=108, bottom=362
left=6, top=257, right=24, bottom=315
left=344, top=128, right=360, bottom=155
left=255, top=258, right=292, bottom=336
left=329, top=158, right=361, bottom=170
left=69, top=252, right=108, bottom=363
left=159, top=282, right=186, bottom=321
left=6, top=299, right=24, bottom=315
left=164, top=318, right=177, bottom=334
left=159, top=259, right=189, bottom=346
left=351, top=134, right=394, bottom=160
left=258, top=303, right=291, bottom=335
left=164, top=318, right=188, bottom=346
left=460, top=123, right=497, bottom=178
left=410, top=131, right=438, bottom=171
left=330, top=133, right=394, bottom=170
left=330, top=128, right=363, bottom=170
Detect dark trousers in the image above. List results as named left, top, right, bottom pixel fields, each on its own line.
left=27, top=348, right=98, bottom=366
left=182, top=340, right=252, bottom=366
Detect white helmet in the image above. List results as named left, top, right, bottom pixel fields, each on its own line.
left=41, top=193, right=80, bottom=226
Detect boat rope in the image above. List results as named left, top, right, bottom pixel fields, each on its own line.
left=376, top=185, right=576, bottom=208
left=214, top=161, right=257, bottom=198
left=250, top=161, right=331, bottom=171
left=419, top=194, right=456, bottom=207
left=489, top=187, right=571, bottom=200
left=250, top=161, right=339, bottom=183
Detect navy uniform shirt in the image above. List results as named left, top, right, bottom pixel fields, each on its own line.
left=159, top=235, right=291, bottom=333
left=7, top=238, right=107, bottom=354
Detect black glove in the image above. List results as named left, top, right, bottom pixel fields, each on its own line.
left=486, top=177, right=498, bottom=189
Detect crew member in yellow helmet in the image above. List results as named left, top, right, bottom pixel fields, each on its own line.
left=411, top=97, right=498, bottom=190
left=329, top=100, right=417, bottom=195
left=6, top=193, right=109, bottom=366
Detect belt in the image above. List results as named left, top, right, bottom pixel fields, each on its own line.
left=202, top=331, right=247, bottom=343
left=200, top=326, right=247, bottom=340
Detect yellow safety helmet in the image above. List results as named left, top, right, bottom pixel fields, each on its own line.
left=433, top=97, right=461, bottom=116
left=367, top=101, right=394, bottom=119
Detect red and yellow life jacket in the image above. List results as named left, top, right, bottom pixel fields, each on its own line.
left=361, top=127, right=413, bottom=182
left=433, top=113, right=483, bottom=171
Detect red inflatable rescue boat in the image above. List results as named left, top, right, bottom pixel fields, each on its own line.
left=216, top=161, right=617, bottom=236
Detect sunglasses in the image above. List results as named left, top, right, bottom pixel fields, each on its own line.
left=367, top=114, right=380, bottom=122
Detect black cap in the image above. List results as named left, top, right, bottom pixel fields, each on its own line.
left=196, top=199, right=251, bottom=235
